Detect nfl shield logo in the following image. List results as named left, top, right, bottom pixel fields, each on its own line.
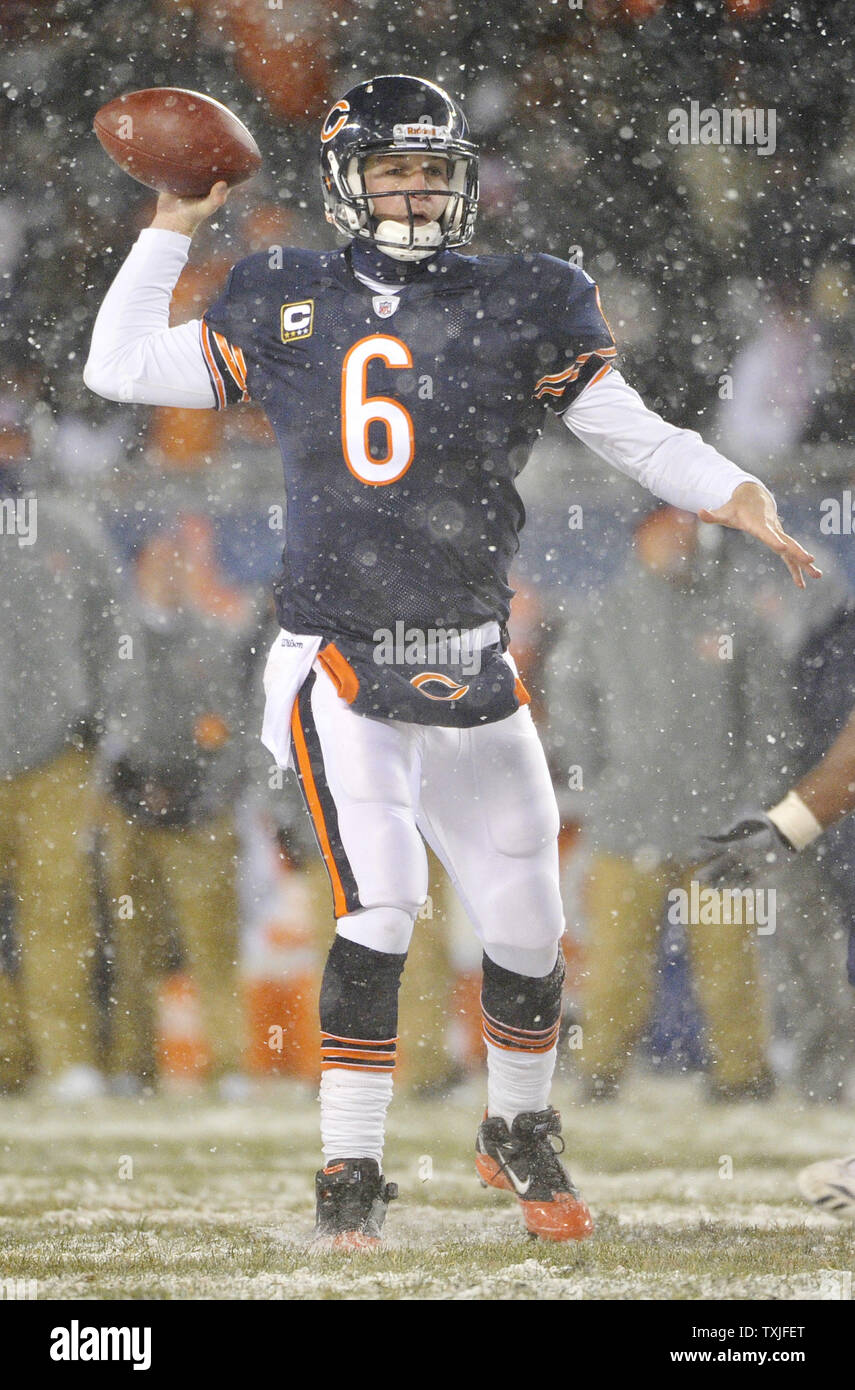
left=372, top=295, right=399, bottom=319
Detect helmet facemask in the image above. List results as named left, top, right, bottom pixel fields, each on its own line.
left=349, top=150, right=473, bottom=261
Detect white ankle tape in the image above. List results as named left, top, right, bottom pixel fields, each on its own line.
left=320, top=1069, right=393, bottom=1168
left=485, top=1040, right=557, bottom=1127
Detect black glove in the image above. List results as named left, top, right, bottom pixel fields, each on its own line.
left=695, top=812, right=796, bottom=889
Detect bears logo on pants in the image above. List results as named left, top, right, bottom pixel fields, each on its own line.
left=410, top=672, right=469, bottom=701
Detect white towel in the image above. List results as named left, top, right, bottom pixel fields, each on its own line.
left=260, top=629, right=323, bottom=771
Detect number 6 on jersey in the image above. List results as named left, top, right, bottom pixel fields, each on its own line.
left=341, top=334, right=415, bottom=485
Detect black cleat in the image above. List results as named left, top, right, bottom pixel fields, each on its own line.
left=475, top=1106, right=594, bottom=1242
left=313, top=1157, right=398, bottom=1251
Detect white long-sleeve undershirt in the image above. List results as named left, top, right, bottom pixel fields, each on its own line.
left=84, top=228, right=213, bottom=407
left=84, top=228, right=766, bottom=514
left=562, top=367, right=763, bottom=513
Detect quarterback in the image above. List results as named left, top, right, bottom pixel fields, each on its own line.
left=84, top=75, right=819, bottom=1249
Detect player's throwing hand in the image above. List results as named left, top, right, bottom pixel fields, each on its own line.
left=151, top=180, right=230, bottom=239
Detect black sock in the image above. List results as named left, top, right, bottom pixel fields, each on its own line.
left=480, top=949, right=564, bottom=1054
left=320, top=935, right=407, bottom=1074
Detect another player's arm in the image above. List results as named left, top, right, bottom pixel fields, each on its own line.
left=83, top=182, right=230, bottom=407
left=793, top=706, right=855, bottom=830
left=697, top=704, right=855, bottom=885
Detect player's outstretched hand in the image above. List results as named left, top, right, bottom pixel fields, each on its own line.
left=151, top=181, right=230, bottom=239
left=694, top=812, right=795, bottom=889
left=698, top=481, right=822, bottom=589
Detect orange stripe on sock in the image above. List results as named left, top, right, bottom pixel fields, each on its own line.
left=321, top=1060, right=396, bottom=1073
left=321, top=1033, right=399, bottom=1046
left=321, top=1047, right=397, bottom=1061
left=481, top=1027, right=559, bottom=1054
left=482, top=1019, right=560, bottom=1051
left=481, top=1006, right=559, bottom=1040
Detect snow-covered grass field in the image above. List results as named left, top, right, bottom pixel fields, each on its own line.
left=0, top=1073, right=852, bottom=1301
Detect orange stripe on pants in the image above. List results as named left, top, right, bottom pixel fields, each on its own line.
left=290, top=695, right=348, bottom=918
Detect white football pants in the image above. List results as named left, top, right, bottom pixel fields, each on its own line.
left=291, top=662, right=564, bottom=975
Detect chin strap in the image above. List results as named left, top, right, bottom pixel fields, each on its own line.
left=373, top=218, right=443, bottom=262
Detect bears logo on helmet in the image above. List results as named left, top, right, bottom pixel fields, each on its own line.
left=321, top=100, right=350, bottom=144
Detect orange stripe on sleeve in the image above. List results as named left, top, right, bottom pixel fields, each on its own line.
left=213, top=330, right=249, bottom=398
left=535, top=346, right=617, bottom=389
left=200, top=320, right=226, bottom=408
left=585, top=362, right=613, bottom=391
left=534, top=363, right=579, bottom=393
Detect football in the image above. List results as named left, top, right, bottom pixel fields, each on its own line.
left=93, top=88, right=262, bottom=197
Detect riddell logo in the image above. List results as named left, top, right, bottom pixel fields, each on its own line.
left=392, top=122, right=451, bottom=142
left=50, top=1320, right=151, bottom=1371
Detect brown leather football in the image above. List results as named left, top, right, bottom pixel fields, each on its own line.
left=93, top=88, right=262, bottom=197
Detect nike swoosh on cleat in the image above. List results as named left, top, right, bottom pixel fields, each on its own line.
left=505, top=1169, right=532, bottom=1196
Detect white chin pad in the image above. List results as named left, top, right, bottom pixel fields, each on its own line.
left=374, top=218, right=443, bottom=261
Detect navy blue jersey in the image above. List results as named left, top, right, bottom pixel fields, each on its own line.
left=202, top=243, right=615, bottom=642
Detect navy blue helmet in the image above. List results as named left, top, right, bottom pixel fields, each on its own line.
left=320, top=75, right=479, bottom=260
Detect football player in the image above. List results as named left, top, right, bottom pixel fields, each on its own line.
left=700, top=704, right=855, bottom=1220
left=84, top=75, right=820, bottom=1249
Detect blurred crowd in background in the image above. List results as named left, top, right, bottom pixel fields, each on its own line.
left=2, top=0, right=855, bottom=1107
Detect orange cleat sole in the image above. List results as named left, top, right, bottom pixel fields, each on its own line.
left=475, top=1153, right=594, bottom=1242
left=476, top=1152, right=513, bottom=1192
left=518, top=1194, right=594, bottom=1242
left=331, top=1231, right=382, bottom=1252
